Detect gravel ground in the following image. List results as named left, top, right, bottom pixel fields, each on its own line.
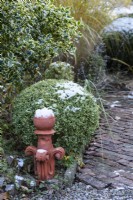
left=33, top=182, right=133, bottom=200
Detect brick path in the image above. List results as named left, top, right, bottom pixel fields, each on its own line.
left=76, top=90, right=133, bottom=189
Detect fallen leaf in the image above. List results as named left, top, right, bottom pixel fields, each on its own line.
left=0, top=192, right=10, bottom=200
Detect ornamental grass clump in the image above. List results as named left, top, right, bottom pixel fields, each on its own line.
left=54, top=0, right=131, bottom=81
left=12, top=79, right=99, bottom=156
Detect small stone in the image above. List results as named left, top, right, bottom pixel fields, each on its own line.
left=22, top=193, right=26, bottom=197
left=46, top=179, right=59, bottom=185
left=115, top=116, right=121, bottom=120
left=48, top=189, right=54, bottom=195
left=30, top=180, right=36, bottom=188
left=17, top=158, right=24, bottom=168
left=15, top=175, right=24, bottom=188
left=78, top=182, right=83, bottom=186
left=5, top=184, right=15, bottom=195
left=6, top=156, right=14, bottom=165
left=66, top=188, right=71, bottom=192
left=86, top=185, right=93, bottom=190
left=21, top=185, right=29, bottom=192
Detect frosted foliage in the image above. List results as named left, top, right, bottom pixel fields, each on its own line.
left=17, top=158, right=24, bottom=167
left=35, top=107, right=54, bottom=118
left=36, top=99, right=43, bottom=104
left=65, top=106, right=80, bottom=112
left=104, top=17, right=133, bottom=32
left=56, top=82, right=89, bottom=100
left=15, top=175, right=24, bottom=181
left=111, top=6, right=133, bottom=17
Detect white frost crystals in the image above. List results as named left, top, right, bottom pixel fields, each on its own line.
left=65, top=106, right=81, bottom=112
left=37, top=149, right=47, bottom=153
left=104, top=17, right=133, bottom=33
left=127, top=91, right=133, bottom=99
left=111, top=5, right=133, bottom=18
left=36, top=98, right=43, bottom=104
left=55, top=81, right=90, bottom=100
left=35, top=107, right=54, bottom=118
left=34, top=81, right=95, bottom=116
left=17, top=158, right=24, bottom=168
left=110, top=101, right=121, bottom=108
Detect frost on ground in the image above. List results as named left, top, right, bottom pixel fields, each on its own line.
left=110, top=101, right=121, bottom=108
left=127, top=91, right=133, bottom=99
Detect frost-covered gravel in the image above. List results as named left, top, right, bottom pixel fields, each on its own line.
left=35, top=182, right=133, bottom=200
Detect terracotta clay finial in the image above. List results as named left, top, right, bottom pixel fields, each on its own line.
left=25, top=108, right=65, bottom=181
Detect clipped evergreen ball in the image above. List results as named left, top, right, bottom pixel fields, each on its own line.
left=102, top=17, right=133, bottom=72
left=45, top=62, right=74, bottom=80
left=12, top=79, right=99, bottom=156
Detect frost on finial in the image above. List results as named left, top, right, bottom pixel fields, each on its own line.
left=35, top=107, right=54, bottom=118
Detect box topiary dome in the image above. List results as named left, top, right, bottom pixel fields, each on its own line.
left=102, top=17, right=133, bottom=72
left=12, top=79, right=99, bottom=156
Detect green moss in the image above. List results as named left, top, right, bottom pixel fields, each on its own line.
left=12, top=79, right=99, bottom=156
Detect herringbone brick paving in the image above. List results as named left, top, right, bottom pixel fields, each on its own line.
left=77, top=90, right=133, bottom=189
